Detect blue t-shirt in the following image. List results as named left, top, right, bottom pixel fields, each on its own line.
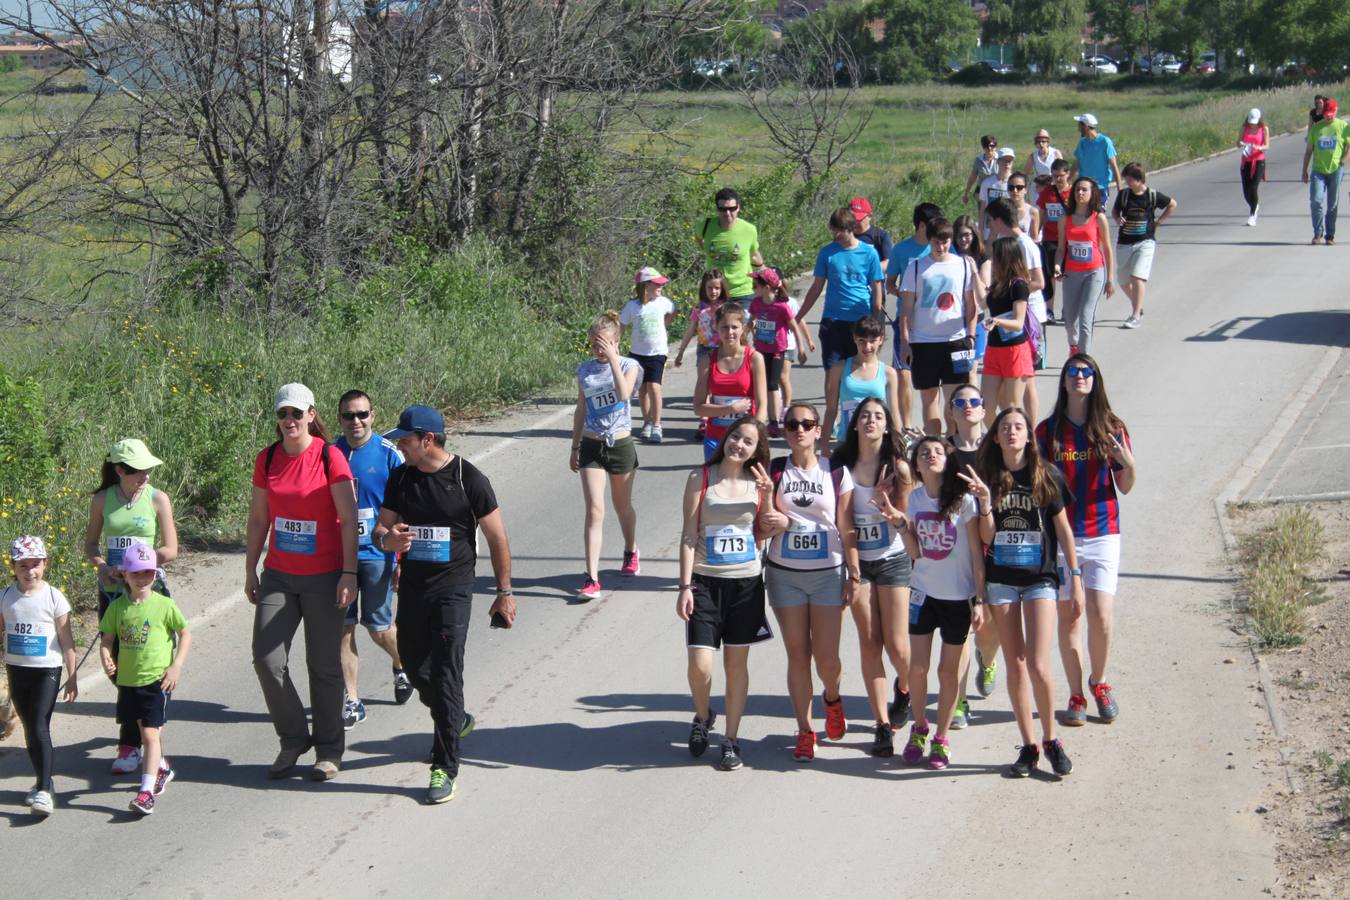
left=813, top=241, right=883, bottom=322
left=885, top=237, right=931, bottom=321
left=336, top=435, right=404, bottom=561
left=1074, top=134, right=1118, bottom=189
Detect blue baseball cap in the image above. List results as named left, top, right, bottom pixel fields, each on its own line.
left=383, top=404, right=445, bottom=439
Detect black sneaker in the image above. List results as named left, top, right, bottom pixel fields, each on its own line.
left=887, top=680, right=911, bottom=729
left=871, top=722, right=895, bottom=758
left=688, top=713, right=716, bottom=758
left=718, top=739, right=743, bottom=771
left=393, top=669, right=414, bottom=705
left=1042, top=738, right=1073, bottom=777
left=1009, top=744, right=1039, bottom=778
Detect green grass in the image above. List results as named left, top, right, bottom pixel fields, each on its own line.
left=1237, top=506, right=1330, bottom=648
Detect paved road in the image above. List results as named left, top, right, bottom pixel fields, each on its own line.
left=3, top=133, right=1344, bottom=899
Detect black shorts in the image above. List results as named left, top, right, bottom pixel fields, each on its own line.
left=818, top=318, right=859, bottom=371
left=909, top=592, right=973, bottom=645
left=762, top=352, right=786, bottom=391
left=910, top=339, right=974, bottom=391
left=117, top=682, right=171, bottom=728
left=630, top=353, right=667, bottom=386
left=578, top=435, right=639, bottom=474
left=686, top=573, right=773, bottom=650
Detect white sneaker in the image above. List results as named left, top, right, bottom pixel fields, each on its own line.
left=30, top=791, right=53, bottom=816
left=111, top=745, right=141, bottom=774
left=22, top=788, right=37, bottom=807
left=641, top=422, right=654, bottom=442
left=1247, top=214, right=1257, bottom=226
left=1122, top=315, right=1141, bottom=330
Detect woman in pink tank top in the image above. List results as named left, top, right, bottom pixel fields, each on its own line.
left=1236, top=108, right=1269, bottom=225
left=1052, top=178, right=1115, bottom=356
left=694, top=303, right=767, bottom=461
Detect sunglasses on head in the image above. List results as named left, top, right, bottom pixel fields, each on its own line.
left=784, top=418, right=818, bottom=432
left=1065, top=365, right=1096, bottom=379
left=952, top=397, right=983, bottom=409
left=276, top=407, right=307, bottom=421
left=340, top=410, right=371, bottom=422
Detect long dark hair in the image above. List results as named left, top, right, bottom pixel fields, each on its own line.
left=988, top=236, right=1029, bottom=300
left=978, top=407, right=1059, bottom=508
left=707, top=415, right=770, bottom=475
left=952, top=214, right=986, bottom=264
left=274, top=409, right=332, bottom=442
left=94, top=462, right=124, bottom=494
left=832, top=397, right=911, bottom=493
left=1044, top=351, right=1126, bottom=463
left=909, top=435, right=968, bottom=519
left=1066, top=176, right=1102, bottom=216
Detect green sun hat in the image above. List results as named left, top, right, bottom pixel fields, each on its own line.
left=107, top=438, right=164, bottom=470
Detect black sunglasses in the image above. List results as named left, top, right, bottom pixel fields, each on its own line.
left=784, top=418, right=818, bottom=431
left=276, top=408, right=306, bottom=421
left=717, top=205, right=739, bottom=213
left=117, top=463, right=143, bottom=475
left=1009, top=184, right=1027, bottom=191
left=340, top=410, right=371, bottom=422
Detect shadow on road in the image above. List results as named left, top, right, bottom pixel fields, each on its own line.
left=53, top=699, right=271, bottom=726
left=1186, top=310, right=1350, bottom=347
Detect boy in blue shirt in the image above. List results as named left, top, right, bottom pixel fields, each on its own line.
left=797, top=206, right=884, bottom=371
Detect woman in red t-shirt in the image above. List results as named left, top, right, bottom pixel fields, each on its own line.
left=245, top=383, right=359, bottom=781
left=693, top=304, right=767, bottom=461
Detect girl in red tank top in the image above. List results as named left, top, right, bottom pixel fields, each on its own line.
left=695, top=304, right=767, bottom=460
left=1060, top=205, right=1104, bottom=272
left=1236, top=110, right=1269, bottom=222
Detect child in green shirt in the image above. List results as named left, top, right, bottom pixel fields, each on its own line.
left=99, top=542, right=191, bottom=816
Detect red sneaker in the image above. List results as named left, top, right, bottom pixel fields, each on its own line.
left=793, top=729, right=816, bottom=763
left=822, top=693, right=846, bottom=741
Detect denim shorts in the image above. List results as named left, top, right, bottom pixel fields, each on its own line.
left=985, top=580, right=1058, bottom=606
left=859, top=552, right=912, bottom=588
left=346, top=556, right=395, bottom=630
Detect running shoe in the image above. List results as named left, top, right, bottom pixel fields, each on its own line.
left=111, top=744, right=141, bottom=775
left=927, top=735, right=951, bottom=770
left=870, top=722, right=894, bottom=758
left=1246, top=213, right=1257, bottom=227
left=767, top=421, right=782, bottom=439
left=1327, top=237, right=1336, bottom=246
left=887, top=679, right=910, bottom=728
left=688, top=713, right=715, bottom=758
left=1063, top=694, right=1088, bottom=726
left=1311, top=236, right=1324, bottom=245
left=719, top=740, right=743, bottom=771
left=154, top=764, right=174, bottom=796
left=577, top=574, right=602, bottom=602
left=311, top=759, right=340, bottom=781
left=976, top=649, right=998, bottom=698
left=822, top=692, right=846, bottom=740
left=1043, top=738, right=1073, bottom=776
left=29, top=791, right=53, bottom=817
left=1122, top=315, right=1141, bottom=329
left=650, top=425, right=664, bottom=444
left=23, top=788, right=38, bottom=807
left=642, top=422, right=654, bottom=441
left=1090, top=680, right=1119, bottom=722
left=794, top=728, right=817, bottom=762
left=342, top=696, right=366, bottom=731
left=393, top=669, right=414, bottom=705
left=1009, top=744, right=1039, bottom=778
left=621, top=548, right=641, bottom=576
left=950, top=698, right=970, bottom=730
left=427, top=768, right=456, bottom=804
left=901, top=722, right=930, bottom=765
left=460, top=712, right=477, bottom=738
left=129, top=791, right=155, bottom=815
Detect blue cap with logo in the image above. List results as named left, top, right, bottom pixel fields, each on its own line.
left=383, top=405, right=445, bottom=439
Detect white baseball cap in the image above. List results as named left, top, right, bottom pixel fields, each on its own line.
left=635, top=267, right=669, bottom=285
left=996, top=147, right=1016, bottom=160
left=1074, top=113, right=1099, bottom=128
left=274, top=382, right=316, bottom=412
left=1246, top=107, right=1261, bottom=124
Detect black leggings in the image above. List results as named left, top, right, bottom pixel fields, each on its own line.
left=1241, top=160, right=1265, bottom=214
left=6, top=665, right=61, bottom=790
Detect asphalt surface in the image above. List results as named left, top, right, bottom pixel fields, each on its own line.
left=2, top=132, right=1345, bottom=899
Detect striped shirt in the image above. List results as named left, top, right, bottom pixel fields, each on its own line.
left=1035, top=416, right=1130, bottom=538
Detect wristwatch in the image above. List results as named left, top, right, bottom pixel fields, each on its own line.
left=1070, top=568, right=1083, bottom=576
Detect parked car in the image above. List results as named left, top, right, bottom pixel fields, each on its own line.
left=1152, top=53, right=1182, bottom=75
left=1196, top=51, right=1217, bottom=74
left=1082, top=55, right=1119, bottom=74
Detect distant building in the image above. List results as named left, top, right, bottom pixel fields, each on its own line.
left=0, top=38, right=85, bottom=68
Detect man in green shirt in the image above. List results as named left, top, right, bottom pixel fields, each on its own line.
left=1302, top=98, right=1349, bottom=245
left=695, top=187, right=764, bottom=305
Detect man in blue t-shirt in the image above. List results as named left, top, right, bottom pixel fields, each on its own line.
left=797, top=206, right=885, bottom=370
left=335, top=389, right=410, bottom=728
left=1070, top=113, right=1123, bottom=207
left=882, top=202, right=942, bottom=430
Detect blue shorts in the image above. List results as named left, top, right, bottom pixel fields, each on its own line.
left=117, top=682, right=171, bottom=729
left=985, top=581, right=1058, bottom=605
left=346, top=556, right=395, bottom=630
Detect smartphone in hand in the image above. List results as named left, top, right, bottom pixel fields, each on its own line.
left=490, top=611, right=510, bottom=629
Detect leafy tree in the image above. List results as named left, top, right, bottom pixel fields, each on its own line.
left=1088, top=0, right=1145, bottom=66
left=985, top=0, right=1087, bottom=73
left=866, top=0, right=980, bottom=83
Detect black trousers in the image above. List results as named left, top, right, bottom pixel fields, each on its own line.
left=1039, top=241, right=1057, bottom=307
left=7, top=664, right=60, bottom=790
left=1241, top=160, right=1265, bottom=214
left=396, top=583, right=472, bottom=777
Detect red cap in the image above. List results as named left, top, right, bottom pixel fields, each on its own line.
left=751, top=267, right=783, bottom=289
left=1325, top=99, right=1339, bottom=118
left=848, top=197, right=872, bottom=217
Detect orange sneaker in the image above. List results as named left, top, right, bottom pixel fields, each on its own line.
left=793, top=729, right=816, bottom=762
left=822, top=692, right=846, bottom=741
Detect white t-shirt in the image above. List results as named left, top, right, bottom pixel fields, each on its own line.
left=901, top=255, right=972, bottom=344
left=907, top=487, right=978, bottom=600
left=1015, top=231, right=1048, bottom=323
left=851, top=481, right=908, bottom=562
left=768, top=458, right=854, bottom=569
left=620, top=296, right=676, bottom=357
left=2, top=583, right=72, bottom=668
left=783, top=297, right=802, bottom=352
left=979, top=174, right=1009, bottom=209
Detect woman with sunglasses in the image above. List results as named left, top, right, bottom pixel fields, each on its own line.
left=831, top=396, right=915, bottom=755
left=83, top=438, right=179, bottom=775
left=756, top=402, right=859, bottom=762
left=246, top=383, right=359, bottom=781
left=1035, top=354, right=1135, bottom=725
left=1054, top=177, right=1115, bottom=356
left=1024, top=130, right=1063, bottom=184
left=677, top=416, right=775, bottom=771
left=947, top=388, right=1002, bottom=721
left=975, top=408, right=1082, bottom=778
left=1007, top=172, right=1041, bottom=241
left=898, top=436, right=983, bottom=769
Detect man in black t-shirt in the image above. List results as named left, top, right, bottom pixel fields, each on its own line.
left=1112, top=162, right=1176, bottom=330
left=373, top=404, right=516, bottom=805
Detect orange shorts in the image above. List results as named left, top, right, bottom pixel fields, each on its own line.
left=982, top=341, right=1034, bottom=378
